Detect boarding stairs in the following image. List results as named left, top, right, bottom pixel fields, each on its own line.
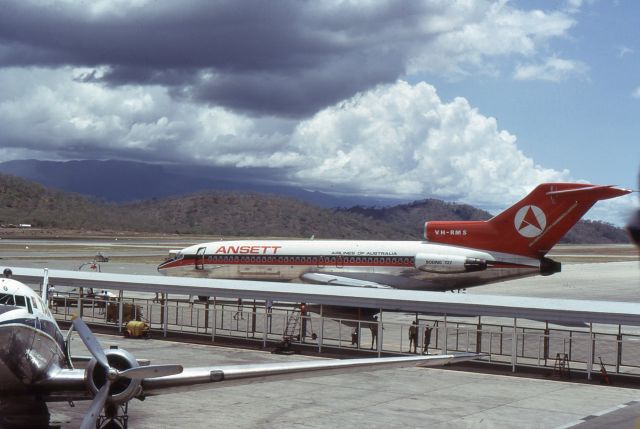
left=552, top=353, right=571, bottom=378
left=271, top=310, right=301, bottom=355
left=283, top=310, right=301, bottom=342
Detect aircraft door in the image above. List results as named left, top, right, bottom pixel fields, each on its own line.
left=195, top=247, right=206, bottom=270
left=336, top=256, right=344, bottom=268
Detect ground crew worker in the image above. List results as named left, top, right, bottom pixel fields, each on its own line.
left=423, top=325, right=432, bottom=354
left=408, top=321, right=418, bottom=353
left=370, top=316, right=379, bottom=350
left=233, top=298, right=244, bottom=320
left=300, top=303, right=307, bottom=339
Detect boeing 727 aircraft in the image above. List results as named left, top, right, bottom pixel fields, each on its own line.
left=0, top=272, right=476, bottom=429
left=158, top=183, right=630, bottom=291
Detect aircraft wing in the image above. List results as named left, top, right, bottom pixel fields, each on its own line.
left=27, top=368, right=88, bottom=400
left=25, top=353, right=480, bottom=401
left=301, top=272, right=393, bottom=288
left=141, top=352, right=479, bottom=396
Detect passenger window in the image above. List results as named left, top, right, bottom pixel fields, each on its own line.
left=15, top=295, right=26, bottom=307
left=0, top=293, right=15, bottom=306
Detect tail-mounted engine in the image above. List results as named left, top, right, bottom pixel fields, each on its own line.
left=85, top=348, right=142, bottom=405
left=539, top=257, right=561, bottom=276
left=415, top=253, right=487, bottom=274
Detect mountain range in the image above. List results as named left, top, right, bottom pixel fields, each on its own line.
left=0, top=163, right=630, bottom=243
left=0, top=159, right=403, bottom=208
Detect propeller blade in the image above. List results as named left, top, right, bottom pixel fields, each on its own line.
left=80, top=379, right=111, bottom=429
left=40, top=268, right=49, bottom=306
left=64, top=324, right=75, bottom=369
left=120, top=364, right=183, bottom=380
left=65, top=324, right=74, bottom=340
left=72, top=316, right=110, bottom=370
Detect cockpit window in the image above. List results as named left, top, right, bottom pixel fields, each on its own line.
left=14, top=295, right=26, bottom=308
left=36, top=296, right=46, bottom=310
left=0, top=293, right=15, bottom=305
left=176, top=252, right=184, bottom=260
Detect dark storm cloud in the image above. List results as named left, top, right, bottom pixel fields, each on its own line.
left=0, top=0, right=427, bottom=117
left=187, top=52, right=405, bottom=116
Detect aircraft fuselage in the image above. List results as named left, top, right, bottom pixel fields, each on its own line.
left=158, top=239, right=550, bottom=291
left=0, top=278, right=67, bottom=396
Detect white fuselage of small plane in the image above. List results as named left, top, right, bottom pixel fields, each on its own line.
left=158, top=239, right=547, bottom=291
left=0, top=277, right=67, bottom=395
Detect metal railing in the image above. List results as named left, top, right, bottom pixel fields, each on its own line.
left=49, top=293, right=640, bottom=379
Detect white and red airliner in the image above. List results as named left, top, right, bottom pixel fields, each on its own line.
left=158, top=183, right=631, bottom=292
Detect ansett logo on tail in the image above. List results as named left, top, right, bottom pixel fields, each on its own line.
left=514, top=205, right=546, bottom=238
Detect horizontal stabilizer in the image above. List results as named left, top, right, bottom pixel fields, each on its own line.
left=546, top=184, right=631, bottom=200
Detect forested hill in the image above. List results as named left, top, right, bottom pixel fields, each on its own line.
left=0, top=174, right=631, bottom=243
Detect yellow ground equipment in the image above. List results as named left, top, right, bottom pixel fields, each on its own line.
left=124, top=320, right=150, bottom=338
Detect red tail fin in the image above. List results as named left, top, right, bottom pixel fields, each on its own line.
left=424, top=183, right=631, bottom=258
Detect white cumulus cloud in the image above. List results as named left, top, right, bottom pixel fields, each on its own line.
left=408, top=2, right=576, bottom=77
left=0, top=70, right=571, bottom=210
left=284, top=81, right=570, bottom=207
left=514, top=56, right=589, bottom=82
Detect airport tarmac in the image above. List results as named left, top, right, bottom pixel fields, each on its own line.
left=1, top=238, right=639, bottom=428
left=48, top=332, right=640, bottom=429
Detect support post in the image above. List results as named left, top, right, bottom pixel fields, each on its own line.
left=377, top=309, right=382, bottom=358
left=117, top=290, right=124, bottom=333
left=204, top=300, right=209, bottom=331
left=163, top=293, right=169, bottom=338
left=544, top=321, right=549, bottom=365
left=319, top=304, right=324, bottom=353
left=443, top=314, right=448, bottom=354
left=415, top=312, right=420, bottom=354
left=78, top=287, right=83, bottom=318
left=616, top=324, right=622, bottom=374
left=263, top=300, right=268, bottom=348
left=211, top=297, right=217, bottom=343
left=476, top=316, right=482, bottom=353
left=512, top=317, right=517, bottom=373
left=587, top=322, right=593, bottom=380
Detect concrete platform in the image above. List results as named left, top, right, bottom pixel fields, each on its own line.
left=49, top=333, right=640, bottom=429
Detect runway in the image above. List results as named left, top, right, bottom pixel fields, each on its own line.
left=1, top=237, right=639, bottom=428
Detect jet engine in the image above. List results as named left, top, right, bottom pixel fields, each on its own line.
left=414, top=253, right=487, bottom=274
left=85, top=348, right=142, bottom=405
